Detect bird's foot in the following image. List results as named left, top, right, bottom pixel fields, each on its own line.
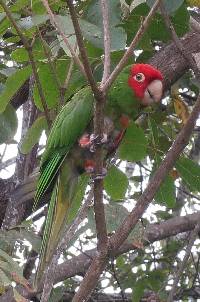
left=89, top=134, right=108, bottom=152
left=79, top=133, right=108, bottom=152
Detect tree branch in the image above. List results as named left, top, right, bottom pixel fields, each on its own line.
left=160, top=0, right=200, bottom=81
left=100, top=0, right=111, bottom=85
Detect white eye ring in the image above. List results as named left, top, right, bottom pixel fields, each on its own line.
left=134, top=72, right=145, bottom=82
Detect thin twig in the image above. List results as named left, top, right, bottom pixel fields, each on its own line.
left=41, top=0, right=86, bottom=77
left=0, top=1, right=51, bottom=128
left=102, top=0, right=161, bottom=92
left=66, top=0, right=100, bottom=98
left=100, top=0, right=111, bottom=85
left=110, top=259, right=127, bottom=302
left=0, top=157, right=16, bottom=171
left=167, top=222, right=200, bottom=302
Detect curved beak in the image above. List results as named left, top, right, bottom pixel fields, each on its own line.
left=142, top=80, right=163, bottom=106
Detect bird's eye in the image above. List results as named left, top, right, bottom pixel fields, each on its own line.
left=134, top=73, right=145, bottom=82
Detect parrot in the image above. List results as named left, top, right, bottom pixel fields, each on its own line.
left=33, top=63, right=163, bottom=285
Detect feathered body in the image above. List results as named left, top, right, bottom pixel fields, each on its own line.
left=34, top=64, right=163, bottom=284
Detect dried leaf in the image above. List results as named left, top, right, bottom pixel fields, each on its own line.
left=173, top=95, right=190, bottom=125
left=169, top=168, right=179, bottom=180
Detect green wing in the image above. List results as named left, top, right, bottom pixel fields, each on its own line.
left=34, top=86, right=94, bottom=209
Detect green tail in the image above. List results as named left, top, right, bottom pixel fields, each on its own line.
left=35, top=158, right=78, bottom=285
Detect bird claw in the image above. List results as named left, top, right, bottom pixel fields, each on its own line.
left=79, top=133, right=108, bottom=152
left=89, top=134, right=108, bottom=152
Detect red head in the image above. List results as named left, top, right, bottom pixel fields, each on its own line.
left=128, top=64, right=163, bottom=106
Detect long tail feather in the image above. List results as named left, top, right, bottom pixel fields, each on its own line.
left=34, top=160, right=78, bottom=285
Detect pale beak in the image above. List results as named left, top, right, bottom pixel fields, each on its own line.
left=142, top=80, right=163, bottom=106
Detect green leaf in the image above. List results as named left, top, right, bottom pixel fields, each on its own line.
left=0, top=66, right=32, bottom=113
left=130, top=0, right=146, bottom=11
left=155, top=175, right=176, bottom=208
left=0, top=14, right=10, bottom=36
left=11, top=39, right=46, bottom=62
left=152, top=155, right=176, bottom=208
left=148, top=117, right=159, bottom=149
left=85, top=0, right=127, bottom=50
left=49, top=287, right=65, bottom=302
left=0, top=248, right=22, bottom=275
left=88, top=202, right=129, bottom=234
left=0, top=269, right=10, bottom=287
left=55, top=14, right=103, bottom=52
left=58, top=34, right=78, bottom=57
left=20, top=116, right=48, bottom=154
left=17, top=14, right=49, bottom=30
left=147, top=0, right=184, bottom=14
left=33, top=61, right=69, bottom=110
left=0, top=105, right=18, bottom=144
left=132, top=278, right=147, bottom=302
left=104, top=165, right=128, bottom=200
left=176, top=157, right=200, bottom=192
left=124, top=4, right=154, bottom=47
left=10, top=0, right=30, bottom=12
left=119, top=122, right=147, bottom=162
left=171, top=3, right=189, bottom=37
left=105, top=202, right=129, bottom=232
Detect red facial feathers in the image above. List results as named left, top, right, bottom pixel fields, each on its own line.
left=128, top=64, right=163, bottom=104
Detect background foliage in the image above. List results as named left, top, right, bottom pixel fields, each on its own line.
left=0, top=0, right=199, bottom=301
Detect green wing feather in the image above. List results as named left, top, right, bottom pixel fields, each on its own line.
left=34, top=87, right=94, bottom=284
left=34, top=86, right=94, bottom=209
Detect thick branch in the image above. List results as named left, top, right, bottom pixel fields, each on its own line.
left=149, top=32, right=200, bottom=90
left=160, top=1, right=200, bottom=81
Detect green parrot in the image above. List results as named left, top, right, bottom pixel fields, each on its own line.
left=33, top=64, right=163, bottom=284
